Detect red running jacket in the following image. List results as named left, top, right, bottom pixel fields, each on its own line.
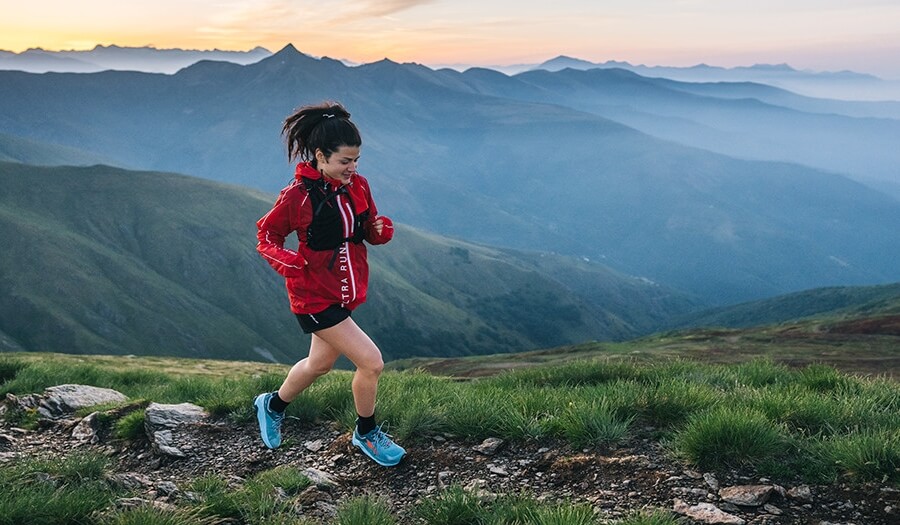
left=256, top=162, right=394, bottom=314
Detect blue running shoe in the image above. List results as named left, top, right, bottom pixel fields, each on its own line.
left=352, top=424, right=406, bottom=466
left=254, top=393, right=284, bottom=449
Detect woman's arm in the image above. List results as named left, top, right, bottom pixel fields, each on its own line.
left=256, top=185, right=308, bottom=276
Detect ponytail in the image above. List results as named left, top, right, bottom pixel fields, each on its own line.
left=282, top=101, right=361, bottom=166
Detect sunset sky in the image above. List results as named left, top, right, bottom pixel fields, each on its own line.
left=3, top=0, right=900, bottom=78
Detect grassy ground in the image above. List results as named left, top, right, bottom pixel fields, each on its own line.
left=2, top=331, right=899, bottom=523
left=388, top=319, right=900, bottom=379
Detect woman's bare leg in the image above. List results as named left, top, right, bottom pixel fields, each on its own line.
left=311, top=317, right=384, bottom=417
left=277, top=333, right=342, bottom=402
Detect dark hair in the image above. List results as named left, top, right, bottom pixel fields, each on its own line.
left=282, top=101, right=361, bottom=166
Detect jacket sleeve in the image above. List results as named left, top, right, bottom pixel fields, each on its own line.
left=256, top=186, right=308, bottom=277
left=361, top=179, right=394, bottom=245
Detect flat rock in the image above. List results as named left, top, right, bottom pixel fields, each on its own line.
left=38, top=385, right=127, bottom=420
left=674, top=499, right=746, bottom=524
left=473, top=437, right=504, bottom=455
left=719, top=485, right=774, bottom=506
left=144, top=402, right=207, bottom=432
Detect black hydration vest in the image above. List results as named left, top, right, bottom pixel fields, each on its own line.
left=301, top=177, right=369, bottom=267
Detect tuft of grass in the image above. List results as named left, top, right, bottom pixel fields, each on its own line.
left=557, top=398, right=632, bottom=448
left=115, top=409, right=147, bottom=441
left=334, top=495, right=397, bottom=525
left=640, top=379, right=718, bottom=429
left=730, top=358, right=791, bottom=387
left=818, top=429, right=900, bottom=482
left=673, top=406, right=789, bottom=469
left=415, top=487, right=600, bottom=525
left=615, top=509, right=679, bottom=525
left=414, top=485, right=485, bottom=525
left=0, top=356, right=27, bottom=384
left=187, top=466, right=311, bottom=523
left=798, top=364, right=860, bottom=394
left=99, top=505, right=221, bottom=525
left=520, top=503, right=597, bottom=525
left=0, top=452, right=121, bottom=525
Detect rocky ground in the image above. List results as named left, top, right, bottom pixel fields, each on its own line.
left=1, top=386, right=898, bottom=524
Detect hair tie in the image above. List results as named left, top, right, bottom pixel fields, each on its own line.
left=323, top=113, right=335, bottom=119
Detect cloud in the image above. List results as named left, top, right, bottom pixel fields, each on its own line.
left=338, top=0, right=436, bottom=21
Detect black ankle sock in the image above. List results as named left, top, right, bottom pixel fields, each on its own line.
left=356, top=413, right=376, bottom=436
left=268, top=392, right=289, bottom=413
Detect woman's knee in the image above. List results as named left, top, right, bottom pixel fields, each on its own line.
left=358, top=356, right=384, bottom=376
left=304, top=359, right=334, bottom=378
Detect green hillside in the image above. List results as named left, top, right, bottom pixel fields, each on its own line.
left=0, top=132, right=110, bottom=166
left=671, top=282, right=900, bottom=329
left=388, top=282, right=900, bottom=378
left=0, top=161, right=697, bottom=362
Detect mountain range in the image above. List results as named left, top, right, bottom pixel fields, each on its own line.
left=0, top=45, right=272, bottom=74
left=5, top=45, right=894, bottom=101
left=527, top=55, right=900, bottom=101
left=1, top=45, right=899, bottom=306
left=0, top=161, right=697, bottom=362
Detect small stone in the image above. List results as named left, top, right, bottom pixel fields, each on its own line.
left=788, top=485, right=813, bottom=502
left=108, top=472, right=151, bottom=490
left=432, top=435, right=446, bottom=442
left=156, top=481, right=179, bottom=497
left=473, top=438, right=504, bottom=456
left=303, top=468, right=337, bottom=489
left=673, top=498, right=745, bottom=525
left=438, top=471, right=452, bottom=489
left=296, top=486, right=332, bottom=506
left=704, top=472, right=720, bottom=491
left=488, top=465, right=508, bottom=476
left=719, top=485, right=774, bottom=507
left=304, top=439, right=324, bottom=452
left=763, top=504, right=783, bottom=515
left=684, top=469, right=703, bottom=479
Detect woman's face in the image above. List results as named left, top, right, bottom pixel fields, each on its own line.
left=317, top=145, right=360, bottom=185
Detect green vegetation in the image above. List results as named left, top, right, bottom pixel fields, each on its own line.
left=187, top=466, right=313, bottom=524
left=0, top=452, right=121, bottom=525
left=2, top=351, right=899, bottom=523
left=334, top=495, right=397, bottom=525
left=414, top=485, right=598, bottom=525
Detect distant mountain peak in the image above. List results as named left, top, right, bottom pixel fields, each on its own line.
left=746, top=63, right=796, bottom=72
left=274, top=43, right=300, bottom=56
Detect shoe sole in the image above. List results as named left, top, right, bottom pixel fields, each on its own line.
left=254, top=394, right=280, bottom=449
left=351, top=434, right=405, bottom=467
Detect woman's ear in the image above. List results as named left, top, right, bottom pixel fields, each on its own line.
left=314, top=148, right=325, bottom=164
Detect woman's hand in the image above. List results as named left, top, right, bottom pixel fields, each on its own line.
left=372, top=217, right=384, bottom=236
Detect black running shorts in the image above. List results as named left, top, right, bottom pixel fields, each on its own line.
left=295, top=304, right=352, bottom=334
